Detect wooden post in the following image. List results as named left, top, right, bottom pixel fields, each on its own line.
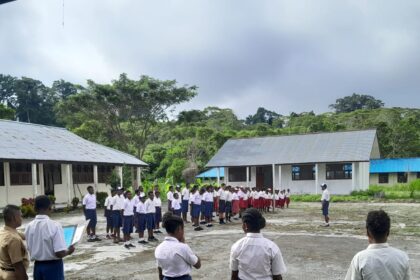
left=93, top=165, right=98, bottom=190
left=315, top=163, right=319, bottom=194
left=136, top=167, right=141, bottom=187
left=67, top=164, right=72, bottom=204
left=4, top=162, right=10, bottom=205
left=31, top=163, right=37, bottom=198
left=117, top=166, right=123, bottom=188
left=217, top=167, right=220, bottom=187
left=38, top=163, right=44, bottom=195
left=272, top=164, right=276, bottom=212
left=246, top=166, right=250, bottom=188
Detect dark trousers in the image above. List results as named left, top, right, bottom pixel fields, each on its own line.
left=163, top=275, right=192, bottom=280
left=34, top=259, right=64, bottom=280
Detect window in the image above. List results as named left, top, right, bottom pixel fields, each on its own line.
left=417, top=172, right=420, bottom=179
left=98, top=165, right=114, bottom=183
left=378, top=173, right=389, bottom=184
left=44, top=164, right=62, bottom=185
left=292, top=165, right=315, bottom=180
left=72, top=164, right=94, bottom=184
left=0, top=163, right=4, bottom=186
left=10, top=162, right=38, bottom=185
left=228, top=167, right=247, bottom=182
left=397, top=172, right=407, bottom=183
left=326, top=163, right=352, bottom=180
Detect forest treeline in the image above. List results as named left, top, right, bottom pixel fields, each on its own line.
left=1, top=73, right=419, bottom=182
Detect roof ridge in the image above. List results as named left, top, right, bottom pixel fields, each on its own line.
left=0, top=119, right=68, bottom=130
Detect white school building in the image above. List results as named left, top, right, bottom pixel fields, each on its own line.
left=0, top=120, right=147, bottom=208
left=206, top=129, right=380, bottom=195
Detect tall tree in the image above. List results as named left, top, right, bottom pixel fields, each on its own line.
left=0, top=103, right=15, bottom=120
left=245, top=107, right=282, bottom=126
left=329, top=93, right=384, bottom=113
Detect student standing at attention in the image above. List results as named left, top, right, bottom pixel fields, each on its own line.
left=345, top=210, right=411, bottom=280
left=181, top=184, right=190, bottom=223
left=112, top=187, right=125, bottom=244
left=167, top=186, right=174, bottom=213
left=0, top=205, right=29, bottom=280
left=82, top=186, right=101, bottom=242
left=145, top=191, right=159, bottom=242
left=122, top=191, right=135, bottom=249
left=155, top=212, right=201, bottom=280
left=320, top=183, right=330, bottom=227
left=172, top=193, right=182, bottom=217
left=104, top=189, right=116, bottom=239
left=25, top=196, right=75, bottom=280
left=230, top=208, right=286, bottom=280
left=154, top=191, right=163, bottom=234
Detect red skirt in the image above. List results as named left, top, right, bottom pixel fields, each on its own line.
left=252, top=198, right=259, bottom=208
left=214, top=197, right=219, bottom=211
left=232, top=200, right=240, bottom=213
left=258, top=198, right=264, bottom=208
left=280, top=198, right=285, bottom=208
left=239, top=198, right=248, bottom=209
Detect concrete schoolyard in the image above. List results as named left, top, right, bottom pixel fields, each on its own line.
left=8, top=202, right=420, bottom=280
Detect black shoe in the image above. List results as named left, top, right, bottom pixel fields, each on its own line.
left=200, top=221, right=206, bottom=225
left=138, top=240, right=148, bottom=244
left=206, top=224, right=213, bottom=227
left=124, top=244, right=131, bottom=249
left=219, top=221, right=226, bottom=225
left=128, top=243, right=136, bottom=248
left=93, top=237, right=102, bottom=242
left=194, top=226, right=204, bottom=231
left=148, top=237, right=158, bottom=242
left=87, top=238, right=95, bottom=242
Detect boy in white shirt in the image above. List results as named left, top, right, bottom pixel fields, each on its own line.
left=181, top=184, right=190, bottom=223
left=154, top=191, right=163, bottom=234
left=172, top=193, right=182, bottom=216
left=122, top=191, right=136, bottom=249
left=321, top=183, right=330, bottom=227
left=82, top=186, right=101, bottom=242
left=104, top=189, right=116, bottom=239
left=167, top=186, right=174, bottom=212
left=145, top=191, right=158, bottom=242
left=136, top=194, right=148, bottom=244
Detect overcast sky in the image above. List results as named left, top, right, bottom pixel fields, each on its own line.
left=1, top=0, right=419, bottom=118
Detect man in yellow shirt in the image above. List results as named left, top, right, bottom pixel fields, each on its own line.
left=0, top=204, right=29, bottom=280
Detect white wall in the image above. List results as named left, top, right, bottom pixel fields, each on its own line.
left=0, top=186, right=6, bottom=207
left=7, top=185, right=42, bottom=206
left=369, top=172, right=418, bottom=186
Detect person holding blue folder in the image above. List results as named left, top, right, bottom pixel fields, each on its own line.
left=25, top=195, right=75, bottom=280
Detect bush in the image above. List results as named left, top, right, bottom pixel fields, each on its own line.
left=48, top=195, right=56, bottom=205
left=96, top=192, right=108, bottom=208
left=71, top=197, right=80, bottom=209
left=20, top=198, right=35, bottom=218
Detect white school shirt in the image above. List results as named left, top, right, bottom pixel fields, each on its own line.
left=253, top=192, right=260, bottom=199
left=285, top=191, right=290, bottom=198
left=112, top=194, right=125, bottom=210
left=104, top=196, right=113, bottom=210
left=243, top=192, right=249, bottom=200
left=321, top=189, right=330, bottom=201
left=145, top=198, right=156, bottom=214
left=25, top=215, right=67, bottom=261
left=181, top=188, right=190, bottom=200
left=232, top=193, right=239, bottom=201
left=217, top=188, right=223, bottom=198
left=274, top=194, right=279, bottom=200
left=136, top=201, right=146, bottom=214
left=238, top=190, right=244, bottom=199
left=345, top=243, right=411, bottom=280
left=279, top=193, right=285, bottom=199
left=230, top=233, right=287, bottom=280
left=167, top=191, right=174, bottom=202
left=155, top=236, right=198, bottom=278
left=219, top=190, right=228, bottom=200
left=133, top=195, right=140, bottom=206
left=123, top=198, right=135, bottom=216
left=226, top=191, right=233, bottom=202
left=191, top=192, right=202, bottom=205
left=172, top=199, right=181, bottom=210
left=213, top=191, right=217, bottom=198
left=82, top=193, right=96, bottom=209
left=203, top=192, right=213, bottom=202
left=154, top=197, right=162, bottom=207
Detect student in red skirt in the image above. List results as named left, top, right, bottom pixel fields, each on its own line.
left=279, top=190, right=285, bottom=209
left=232, top=188, right=240, bottom=220
left=274, top=190, right=280, bottom=208
left=252, top=188, right=259, bottom=210
left=285, top=189, right=291, bottom=208
left=258, top=189, right=265, bottom=212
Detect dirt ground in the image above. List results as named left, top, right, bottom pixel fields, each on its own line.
left=7, top=202, right=420, bottom=280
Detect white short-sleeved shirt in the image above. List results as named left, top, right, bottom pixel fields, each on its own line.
left=253, top=192, right=260, bottom=199
left=104, top=196, right=113, bottom=210
left=172, top=199, right=181, bottom=210
left=243, top=192, right=249, bottom=200
left=219, top=189, right=227, bottom=200
left=285, top=191, right=290, bottom=198
left=133, top=195, right=140, bottom=206
left=345, top=243, right=411, bottom=280
left=203, top=192, right=213, bottom=202
left=25, top=215, right=68, bottom=261
left=123, top=199, right=135, bottom=216
left=181, top=188, right=190, bottom=201
left=82, top=193, right=96, bottom=209
left=226, top=192, right=233, bottom=202
left=136, top=201, right=146, bottom=214
left=216, top=188, right=223, bottom=197
left=230, top=233, right=287, bottom=280
left=154, top=197, right=162, bottom=207
left=191, top=192, right=202, bottom=205
left=167, top=191, right=174, bottom=202
left=232, top=193, right=239, bottom=201
left=112, top=195, right=125, bottom=210
left=145, top=198, right=156, bottom=214
left=321, top=189, right=330, bottom=201
left=155, top=236, right=198, bottom=278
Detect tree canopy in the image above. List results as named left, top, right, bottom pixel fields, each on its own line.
left=329, top=93, right=384, bottom=113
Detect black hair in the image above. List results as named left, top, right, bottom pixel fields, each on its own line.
left=34, top=195, right=52, bottom=212
left=162, top=212, right=184, bottom=234
left=242, top=208, right=266, bottom=232
left=366, top=210, right=390, bottom=241
left=3, top=205, right=20, bottom=223
left=87, top=185, right=93, bottom=190
left=148, top=190, right=154, bottom=196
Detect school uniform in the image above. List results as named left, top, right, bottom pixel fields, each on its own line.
left=258, top=191, right=265, bottom=210
left=104, top=195, right=113, bottom=228
left=230, top=233, right=287, bottom=280
left=123, top=198, right=135, bottom=234
left=133, top=194, right=140, bottom=227
left=279, top=193, right=285, bottom=208
left=232, top=193, right=240, bottom=214
left=252, top=191, right=260, bottom=209
left=213, top=190, right=218, bottom=212
left=181, top=188, right=190, bottom=214
left=238, top=190, right=246, bottom=209
left=274, top=194, right=280, bottom=208
left=285, top=191, right=291, bottom=207
left=167, top=191, right=174, bottom=212
left=136, top=201, right=147, bottom=233
left=145, top=198, right=156, bottom=230
left=0, top=226, right=29, bottom=280
left=172, top=199, right=182, bottom=216
left=154, top=197, right=162, bottom=225
left=25, top=215, right=68, bottom=280
left=225, top=191, right=233, bottom=215
left=155, top=236, right=198, bottom=280
left=218, top=189, right=227, bottom=213
left=82, top=193, right=97, bottom=229
left=203, top=192, right=214, bottom=219
left=112, top=194, right=125, bottom=228
left=321, top=189, right=330, bottom=216
left=190, top=193, right=202, bottom=219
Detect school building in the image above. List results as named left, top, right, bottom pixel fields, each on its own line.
left=206, top=129, right=380, bottom=195
left=370, top=158, right=420, bottom=185
left=0, top=120, right=147, bottom=208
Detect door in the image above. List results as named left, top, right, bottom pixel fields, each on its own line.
left=43, top=164, right=61, bottom=196
left=256, top=166, right=273, bottom=190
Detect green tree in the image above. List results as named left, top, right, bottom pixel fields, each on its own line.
left=329, top=93, right=384, bottom=113
left=0, top=103, right=15, bottom=120
left=245, top=107, right=282, bottom=126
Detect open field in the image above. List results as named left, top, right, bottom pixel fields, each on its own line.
left=7, top=202, right=420, bottom=280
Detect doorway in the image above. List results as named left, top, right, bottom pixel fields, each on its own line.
left=43, top=164, right=62, bottom=196
left=256, top=165, right=273, bottom=189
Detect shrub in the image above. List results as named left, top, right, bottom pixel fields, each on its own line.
left=96, top=192, right=108, bottom=208
left=20, top=198, right=35, bottom=218
left=71, top=197, right=80, bottom=209
left=48, top=195, right=56, bottom=205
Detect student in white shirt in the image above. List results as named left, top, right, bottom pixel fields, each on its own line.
left=104, top=189, right=116, bottom=239
left=190, top=186, right=203, bottom=231
left=172, top=193, right=182, bottom=217
left=203, top=186, right=214, bottom=227
left=122, top=191, right=136, bottom=249
left=155, top=212, right=201, bottom=280
left=112, top=187, right=125, bottom=244
left=82, top=186, right=101, bottom=242
left=181, top=184, right=190, bottom=223
left=167, top=186, right=174, bottom=212
left=230, top=208, right=287, bottom=280
left=145, top=191, right=158, bottom=242
left=25, top=196, right=75, bottom=280
left=218, top=184, right=227, bottom=224
left=136, top=194, right=148, bottom=244
left=320, top=183, right=330, bottom=227
left=345, top=210, right=412, bottom=280
left=225, top=186, right=233, bottom=222
left=154, top=191, right=163, bottom=234
left=285, top=188, right=291, bottom=208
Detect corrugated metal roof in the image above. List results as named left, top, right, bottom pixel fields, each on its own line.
left=0, top=120, right=147, bottom=166
left=196, top=167, right=224, bottom=178
left=206, top=129, right=377, bottom=167
left=370, top=158, right=420, bottom=173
